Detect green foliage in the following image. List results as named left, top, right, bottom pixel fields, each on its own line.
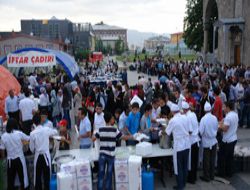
left=75, top=49, right=90, bottom=62
left=115, top=37, right=125, bottom=55
left=183, top=0, right=203, bottom=52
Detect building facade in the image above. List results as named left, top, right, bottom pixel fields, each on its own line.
left=73, top=23, right=95, bottom=51
left=203, top=0, right=250, bottom=66
left=93, top=22, right=127, bottom=49
left=21, top=17, right=74, bottom=43
left=0, top=33, right=64, bottom=57
left=144, top=36, right=170, bottom=50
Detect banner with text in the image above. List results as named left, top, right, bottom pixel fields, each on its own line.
left=7, top=51, right=56, bottom=67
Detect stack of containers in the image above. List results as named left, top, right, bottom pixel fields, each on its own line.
left=57, top=159, right=92, bottom=190
left=128, top=155, right=142, bottom=190
left=115, top=159, right=129, bottom=190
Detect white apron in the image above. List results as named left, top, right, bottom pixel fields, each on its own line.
left=33, top=151, right=51, bottom=185
left=173, top=136, right=191, bottom=175
left=10, top=154, right=29, bottom=188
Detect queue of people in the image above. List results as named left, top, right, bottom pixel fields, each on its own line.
left=0, top=57, right=248, bottom=190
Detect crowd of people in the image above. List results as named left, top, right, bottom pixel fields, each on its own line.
left=1, top=56, right=250, bottom=190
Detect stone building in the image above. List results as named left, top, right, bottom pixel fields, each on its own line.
left=203, top=0, right=250, bottom=66
left=93, top=22, right=127, bottom=49
left=144, top=36, right=170, bottom=50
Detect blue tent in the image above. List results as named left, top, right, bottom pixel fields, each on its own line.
left=0, top=47, right=79, bottom=79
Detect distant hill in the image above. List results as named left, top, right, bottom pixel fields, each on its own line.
left=127, top=29, right=170, bottom=49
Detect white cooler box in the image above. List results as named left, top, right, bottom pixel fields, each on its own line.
left=128, top=155, right=142, bottom=190
left=136, top=142, right=152, bottom=156
left=57, top=172, right=77, bottom=190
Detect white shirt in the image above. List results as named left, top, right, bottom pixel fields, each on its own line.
left=5, top=96, right=19, bottom=114
left=166, top=113, right=191, bottom=152
left=167, top=101, right=174, bottom=109
left=199, top=112, right=218, bottom=149
left=118, top=112, right=128, bottom=130
left=177, top=94, right=186, bottom=110
left=39, top=93, right=50, bottom=107
left=0, top=130, right=30, bottom=159
left=235, top=83, right=244, bottom=100
left=42, top=120, right=53, bottom=129
left=19, top=97, right=36, bottom=121
left=151, top=107, right=161, bottom=120
left=29, top=125, right=57, bottom=154
left=28, top=75, right=38, bottom=88
left=223, top=111, right=238, bottom=143
left=94, top=112, right=105, bottom=130
left=186, top=110, right=200, bottom=145
left=79, top=116, right=92, bottom=146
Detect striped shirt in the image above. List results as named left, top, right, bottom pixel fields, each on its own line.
left=95, top=126, right=122, bottom=157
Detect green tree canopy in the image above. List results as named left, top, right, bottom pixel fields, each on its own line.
left=183, top=0, right=203, bottom=52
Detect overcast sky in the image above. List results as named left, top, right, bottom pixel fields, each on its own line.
left=0, top=0, right=187, bottom=34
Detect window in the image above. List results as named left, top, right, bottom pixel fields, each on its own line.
left=36, top=44, right=43, bottom=48
left=46, top=44, right=53, bottom=49
left=25, top=44, right=33, bottom=48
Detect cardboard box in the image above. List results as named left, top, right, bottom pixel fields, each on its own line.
left=77, top=177, right=92, bottom=190
left=115, top=159, right=129, bottom=183
left=75, top=160, right=91, bottom=177
left=57, top=172, right=77, bottom=190
left=116, top=183, right=129, bottom=190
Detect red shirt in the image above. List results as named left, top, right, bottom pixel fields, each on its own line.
left=185, top=96, right=197, bottom=109
left=213, top=96, right=223, bottom=121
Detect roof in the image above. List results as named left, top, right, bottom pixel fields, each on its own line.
left=215, top=17, right=245, bottom=26
left=146, top=36, right=170, bottom=41
left=0, top=33, right=65, bottom=45
left=170, top=32, right=183, bottom=36
left=93, top=24, right=126, bottom=31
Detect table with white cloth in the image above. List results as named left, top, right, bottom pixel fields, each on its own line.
left=52, top=144, right=173, bottom=187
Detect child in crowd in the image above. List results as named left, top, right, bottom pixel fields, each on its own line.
left=58, top=119, right=71, bottom=150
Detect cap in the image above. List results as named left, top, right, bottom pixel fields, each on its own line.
left=58, top=119, right=68, bottom=127
left=171, top=103, right=180, bottom=112
left=182, top=101, right=190, bottom=110
left=204, top=102, right=212, bottom=112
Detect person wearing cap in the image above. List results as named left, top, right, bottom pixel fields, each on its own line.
left=182, top=101, right=199, bottom=184
left=166, top=103, right=191, bottom=190
left=217, top=101, right=238, bottom=177
left=199, top=102, right=218, bottom=182
left=58, top=119, right=71, bottom=150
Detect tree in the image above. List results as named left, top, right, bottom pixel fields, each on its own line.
left=74, top=49, right=90, bottom=62
left=115, top=38, right=125, bottom=55
left=95, top=38, right=104, bottom=52
left=183, top=0, right=203, bottom=52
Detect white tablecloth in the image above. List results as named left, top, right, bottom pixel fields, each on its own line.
left=52, top=144, right=173, bottom=164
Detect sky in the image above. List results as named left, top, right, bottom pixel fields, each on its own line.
left=0, top=0, right=187, bottom=34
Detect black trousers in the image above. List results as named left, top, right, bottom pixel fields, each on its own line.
left=203, top=144, right=217, bottom=180
left=218, top=140, right=237, bottom=177
left=35, top=155, right=50, bottom=190
left=8, top=111, right=20, bottom=124
left=22, top=120, right=33, bottom=135
left=188, top=142, right=199, bottom=183
left=7, top=157, right=24, bottom=190
left=176, top=149, right=189, bottom=190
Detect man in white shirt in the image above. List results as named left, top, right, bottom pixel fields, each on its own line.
left=19, top=90, right=36, bottom=135
left=182, top=101, right=199, bottom=184
left=78, top=108, right=92, bottom=149
left=5, top=89, right=20, bottom=124
left=218, top=102, right=238, bottom=177
left=118, top=105, right=130, bottom=133
left=166, top=104, right=190, bottom=190
left=174, top=88, right=186, bottom=110
left=94, top=103, right=106, bottom=131
left=39, top=87, right=50, bottom=113
left=199, top=102, right=218, bottom=182
left=30, top=113, right=57, bottom=190
left=28, top=73, right=38, bottom=89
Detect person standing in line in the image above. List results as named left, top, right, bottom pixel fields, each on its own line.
left=166, top=104, right=191, bottom=190
left=93, top=103, right=106, bottom=131
left=62, top=87, right=71, bottom=129
left=73, top=87, right=82, bottom=126
left=38, top=87, right=50, bottom=113
left=78, top=108, right=92, bottom=149
left=19, top=89, right=36, bottom=135
left=182, top=101, right=199, bottom=184
left=29, top=113, right=58, bottom=190
left=93, top=112, right=131, bottom=190
left=5, top=89, right=20, bottom=124
left=0, top=118, right=30, bottom=190
left=218, top=102, right=239, bottom=177
left=199, top=102, right=218, bottom=182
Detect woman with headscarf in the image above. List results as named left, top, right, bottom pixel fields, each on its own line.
left=73, top=87, right=82, bottom=126
left=39, top=87, right=50, bottom=113
left=51, top=89, right=62, bottom=127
